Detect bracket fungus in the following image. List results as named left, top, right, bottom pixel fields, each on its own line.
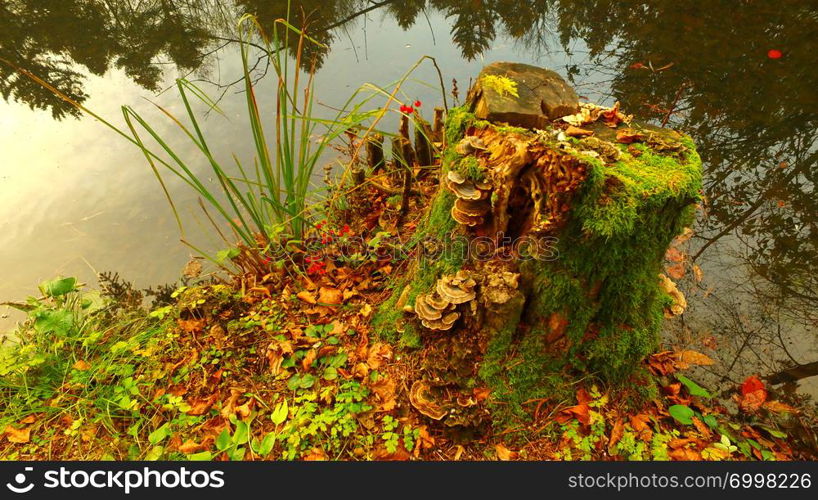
left=409, top=380, right=448, bottom=420
left=446, top=170, right=493, bottom=227
left=436, top=271, right=477, bottom=304
left=412, top=271, right=478, bottom=331
left=481, top=268, right=521, bottom=305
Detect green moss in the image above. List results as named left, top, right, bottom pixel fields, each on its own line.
left=444, top=106, right=475, bottom=146
left=454, top=155, right=484, bottom=181
left=476, top=129, right=702, bottom=426
left=575, top=137, right=702, bottom=239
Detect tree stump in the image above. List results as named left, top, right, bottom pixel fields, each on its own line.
left=373, top=62, right=702, bottom=427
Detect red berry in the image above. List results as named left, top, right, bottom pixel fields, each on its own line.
left=767, top=49, right=782, bottom=59
left=414, top=100, right=422, bottom=107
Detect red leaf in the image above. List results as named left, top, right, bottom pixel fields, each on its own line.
left=740, top=375, right=765, bottom=395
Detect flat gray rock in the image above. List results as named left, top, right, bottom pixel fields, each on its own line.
left=467, top=62, right=580, bottom=129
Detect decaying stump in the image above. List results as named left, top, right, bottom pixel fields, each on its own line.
left=373, top=62, right=702, bottom=427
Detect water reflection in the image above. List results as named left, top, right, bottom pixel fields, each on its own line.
left=1, top=0, right=816, bottom=391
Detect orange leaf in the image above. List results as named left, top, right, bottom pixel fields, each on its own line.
left=565, top=125, right=594, bottom=138
left=676, top=350, right=715, bottom=367
left=608, top=418, right=625, bottom=454
left=739, top=389, right=767, bottom=413
left=72, top=360, right=91, bottom=371
left=317, top=287, right=343, bottom=306
left=296, top=290, right=317, bottom=304
left=301, top=349, right=317, bottom=371
left=4, top=425, right=30, bottom=443
left=178, top=318, right=205, bottom=333
left=303, top=448, right=328, bottom=461
left=692, top=416, right=712, bottom=439
left=556, top=404, right=591, bottom=426
left=666, top=262, right=686, bottom=280
left=495, top=443, right=518, bottom=461
left=669, top=447, right=702, bottom=460
left=373, top=445, right=410, bottom=461
left=630, top=414, right=651, bottom=432
left=473, top=387, right=491, bottom=403
left=763, top=400, right=798, bottom=414
left=665, top=246, right=686, bottom=263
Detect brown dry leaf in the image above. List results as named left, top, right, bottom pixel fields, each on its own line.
left=676, top=350, right=715, bottom=367
left=186, top=393, right=218, bottom=416
left=495, top=443, right=518, bottom=461
left=608, top=418, right=625, bottom=454
left=702, top=446, right=730, bottom=460
left=416, top=426, right=434, bottom=454
left=329, top=320, right=346, bottom=335
left=369, top=376, right=397, bottom=411
left=692, top=264, right=703, bottom=282
left=669, top=437, right=696, bottom=449
left=555, top=404, right=591, bottom=426
left=546, top=312, right=569, bottom=343
left=178, top=439, right=207, bottom=454
left=183, top=258, right=203, bottom=279
left=235, top=400, right=253, bottom=419
left=616, top=128, right=646, bottom=144
left=630, top=414, right=651, bottom=432
left=763, top=400, right=798, bottom=414
left=220, top=388, right=242, bottom=419
left=692, top=416, right=713, bottom=439
left=473, top=387, right=491, bottom=403
left=301, top=349, right=317, bottom=372
left=738, top=390, right=767, bottom=413
left=296, top=290, right=316, bottom=304
left=317, top=287, right=343, bottom=305
left=564, top=125, right=594, bottom=138
left=576, top=387, right=592, bottom=405
left=373, top=445, right=410, bottom=461
left=352, top=362, right=370, bottom=379
left=80, top=424, right=98, bottom=442
left=178, top=318, right=206, bottom=334
left=663, top=383, right=682, bottom=398
left=366, top=342, right=392, bottom=370
left=4, top=425, right=30, bottom=443
left=19, top=415, right=36, bottom=425
left=669, top=447, right=702, bottom=460
left=72, top=360, right=91, bottom=371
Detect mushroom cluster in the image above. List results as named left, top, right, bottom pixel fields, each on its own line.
left=446, top=170, right=492, bottom=227
left=482, top=269, right=520, bottom=305
left=413, top=270, right=477, bottom=331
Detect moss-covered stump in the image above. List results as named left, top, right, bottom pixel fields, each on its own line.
left=373, top=62, right=702, bottom=427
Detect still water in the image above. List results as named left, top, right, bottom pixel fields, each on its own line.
left=1, top=1, right=816, bottom=394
